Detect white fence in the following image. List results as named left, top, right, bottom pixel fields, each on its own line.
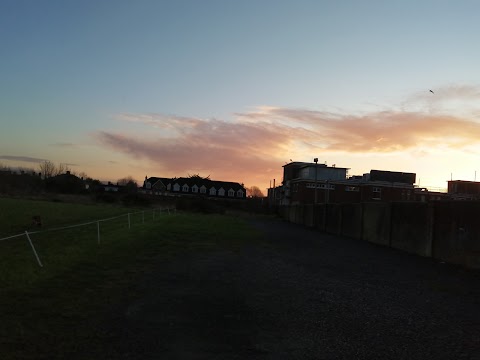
left=0, top=207, right=176, bottom=267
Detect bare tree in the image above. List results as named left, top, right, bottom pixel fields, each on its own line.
left=78, top=171, right=88, bottom=179
left=39, top=161, right=56, bottom=179
left=247, top=186, right=264, bottom=198
left=55, top=163, right=71, bottom=176
left=117, top=176, right=138, bottom=194
left=117, top=176, right=138, bottom=186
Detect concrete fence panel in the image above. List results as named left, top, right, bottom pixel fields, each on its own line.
left=433, top=201, right=480, bottom=268
left=288, top=205, right=296, bottom=223
left=278, top=205, right=290, bottom=220
left=362, top=202, right=391, bottom=246
left=303, top=205, right=314, bottom=227
left=325, top=203, right=342, bottom=235
left=390, top=202, right=432, bottom=257
left=341, top=203, right=363, bottom=240
left=295, top=205, right=304, bottom=225
left=314, top=204, right=326, bottom=231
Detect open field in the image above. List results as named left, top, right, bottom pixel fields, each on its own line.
left=0, top=197, right=140, bottom=238
left=0, top=197, right=254, bottom=359
left=0, top=197, right=162, bottom=291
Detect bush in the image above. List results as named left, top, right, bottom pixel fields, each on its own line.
left=121, top=194, right=152, bottom=207
left=95, top=193, right=118, bottom=204
left=175, top=197, right=225, bottom=214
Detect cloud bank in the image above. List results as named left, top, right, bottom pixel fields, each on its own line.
left=94, top=85, right=480, bottom=185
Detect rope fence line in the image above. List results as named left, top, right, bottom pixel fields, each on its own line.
left=0, top=207, right=176, bottom=267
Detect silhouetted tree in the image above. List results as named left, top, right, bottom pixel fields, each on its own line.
left=55, top=163, right=70, bottom=176
left=187, top=173, right=210, bottom=180
left=247, top=186, right=264, bottom=198
left=39, top=161, right=56, bottom=179
left=117, top=176, right=138, bottom=193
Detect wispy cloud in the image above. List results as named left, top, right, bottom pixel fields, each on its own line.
left=237, top=107, right=480, bottom=152
left=0, top=155, right=48, bottom=163
left=94, top=85, right=480, bottom=184
left=49, top=142, right=78, bottom=148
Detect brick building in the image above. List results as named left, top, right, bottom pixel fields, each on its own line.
left=272, top=161, right=418, bottom=205
left=448, top=180, right=480, bottom=200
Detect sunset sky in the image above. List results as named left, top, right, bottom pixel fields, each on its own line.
left=2, top=0, right=480, bottom=193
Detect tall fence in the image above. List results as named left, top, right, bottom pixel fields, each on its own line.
left=279, top=202, right=480, bottom=269
left=0, top=207, right=176, bottom=267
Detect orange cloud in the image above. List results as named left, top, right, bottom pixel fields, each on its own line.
left=94, top=86, right=480, bottom=186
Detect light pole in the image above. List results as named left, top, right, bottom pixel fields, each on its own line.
left=314, top=158, right=318, bottom=204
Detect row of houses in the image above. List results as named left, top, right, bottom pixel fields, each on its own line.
left=268, top=161, right=480, bottom=206
left=142, top=176, right=246, bottom=199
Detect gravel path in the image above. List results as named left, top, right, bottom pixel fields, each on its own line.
left=100, top=217, right=480, bottom=359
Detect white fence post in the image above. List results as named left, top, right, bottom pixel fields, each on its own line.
left=97, top=221, right=100, bottom=245
left=25, top=231, right=43, bottom=267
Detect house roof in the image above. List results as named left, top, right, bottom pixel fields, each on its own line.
left=146, top=176, right=245, bottom=191
left=145, top=177, right=171, bottom=188
left=170, top=177, right=245, bottom=191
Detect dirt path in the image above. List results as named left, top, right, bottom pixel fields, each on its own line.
left=94, top=217, right=480, bottom=359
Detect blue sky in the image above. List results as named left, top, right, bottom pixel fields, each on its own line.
left=2, top=0, right=480, bottom=191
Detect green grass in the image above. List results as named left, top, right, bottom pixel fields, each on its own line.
left=0, top=198, right=258, bottom=359
left=0, top=197, right=141, bottom=238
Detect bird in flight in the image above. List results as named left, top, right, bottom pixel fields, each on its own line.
left=429, top=89, right=434, bottom=94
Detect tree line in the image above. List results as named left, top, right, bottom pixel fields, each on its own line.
left=1, top=162, right=264, bottom=197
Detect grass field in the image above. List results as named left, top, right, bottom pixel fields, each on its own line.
left=0, top=197, right=257, bottom=359
left=0, top=197, right=141, bottom=238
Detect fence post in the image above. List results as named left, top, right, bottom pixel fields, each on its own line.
left=97, top=221, right=100, bottom=245
left=25, top=231, right=43, bottom=267
left=128, top=213, right=131, bottom=229
left=153, top=209, right=155, bottom=221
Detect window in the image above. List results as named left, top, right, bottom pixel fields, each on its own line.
left=182, top=184, right=189, bottom=192
left=218, top=188, right=225, bottom=196
left=200, top=186, right=206, bottom=194
left=166, top=183, right=171, bottom=191
left=209, top=187, right=216, bottom=196
left=192, top=185, right=198, bottom=193
left=306, top=183, right=334, bottom=190
left=146, top=182, right=152, bottom=189
left=345, top=186, right=359, bottom=192
left=228, top=189, right=235, bottom=197
left=372, top=187, right=381, bottom=199
left=173, top=183, right=180, bottom=192
left=237, top=189, right=244, bottom=198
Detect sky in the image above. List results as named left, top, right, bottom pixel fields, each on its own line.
left=2, top=0, right=480, bottom=193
